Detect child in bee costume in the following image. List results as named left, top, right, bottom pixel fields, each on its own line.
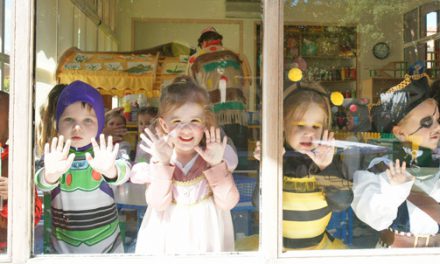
left=351, top=73, right=440, bottom=248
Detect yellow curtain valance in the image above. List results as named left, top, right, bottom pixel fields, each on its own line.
left=56, top=47, right=161, bottom=97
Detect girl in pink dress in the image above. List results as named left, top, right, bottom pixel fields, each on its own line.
left=131, top=76, right=239, bottom=254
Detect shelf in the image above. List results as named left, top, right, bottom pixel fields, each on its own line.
left=319, top=79, right=356, bottom=83
left=302, top=56, right=355, bottom=60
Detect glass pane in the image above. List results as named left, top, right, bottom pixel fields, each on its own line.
left=35, top=0, right=261, bottom=255
left=404, top=8, right=418, bottom=43
left=420, top=1, right=440, bottom=37
left=426, top=12, right=437, bottom=36
left=283, top=0, right=440, bottom=253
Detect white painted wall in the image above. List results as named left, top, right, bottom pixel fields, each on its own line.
left=36, top=0, right=437, bottom=109
left=35, top=0, right=117, bottom=125
left=116, top=0, right=259, bottom=110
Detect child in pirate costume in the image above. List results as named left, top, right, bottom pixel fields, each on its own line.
left=351, top=73, right=440, bottom=248
left=35, top=81, right=130, bottom=253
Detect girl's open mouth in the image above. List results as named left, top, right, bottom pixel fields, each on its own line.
left=300, top=142, right=312, bottom=147
left=179, top=136, right=194, bottom=142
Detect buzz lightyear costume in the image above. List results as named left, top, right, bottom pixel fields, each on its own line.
left=35, top=81, right=130, bottom=253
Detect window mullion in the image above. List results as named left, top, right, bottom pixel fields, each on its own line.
left=10, top=0, right=33, bottom=262
left=261, top=0, right=283, bottom=260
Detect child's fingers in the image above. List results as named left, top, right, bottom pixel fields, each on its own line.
left=57, top=135, right=64, bottom=152
left=51, top=137, right=58, bottom=152
left=85, top=152, right=95, bottom=168
left=222, top=136, right=227, bottom=148
left=395, top=159, right=401, bottom=175
left=328, top=138, right=336, bottom=151
left=204, top=129, right=210, bottom=143
left=144, top=128, right=157, bottom=143
left=99, top=134, right=106, bottom=151
left=388, top=161, right=395, bottom=175
left=401, top=161, right=406, bottom=173
left=107, top=136, right=114, bottom=152
left=44, top=142, right=50, bottom=156
left=65, top=153, right=75, bottom=170
left=210, top=126, right=216, bottom=143
left=328, top=131, right=334, bottom=141
left=140, top=133, right=153, bottom=146
left=62, top=139, right=71, bottom=158
left=91, top=137, right=99, bottom=153
left=112, top=143, right=120, bottom=160
left=216, top=128, right=221, bottom=143
left=322, top=130, right=329, bottom=141
left=139, top=144, right=153, bottom=154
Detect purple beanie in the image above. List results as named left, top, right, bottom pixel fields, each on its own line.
left=55, top=80, right=105, bottom=137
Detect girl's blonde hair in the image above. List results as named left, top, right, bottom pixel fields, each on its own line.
left=37, top=84, right=66, bottom=155
left=283, top=82, right=331, bottom=137
left=158, top=75, right=216, bottom=133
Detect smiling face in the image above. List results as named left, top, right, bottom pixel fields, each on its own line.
left=58, top=101, right=98, bottom=148
left=393, top=99, right=440, bottom=150
left=159, top=102, right=205, bottom=154
left=286, top=103, right=326, bottom=152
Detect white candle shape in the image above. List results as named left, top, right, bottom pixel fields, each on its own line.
left=219, top=76, right=227, bottom=103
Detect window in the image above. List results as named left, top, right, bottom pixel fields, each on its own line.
left=6, top=0, right=440, bottom=264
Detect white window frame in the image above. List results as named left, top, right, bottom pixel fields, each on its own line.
left=6, top=0, right=440, bottom=263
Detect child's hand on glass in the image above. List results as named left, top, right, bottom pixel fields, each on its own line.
left=253, top=140, right=286, bottom=161
left=386, top=159, right=414, bottom=185
left=140, top=127, right=173, bottom=165
left=43, top=135, right=75, bottom=184
left=253, top=141, right=261, bottom=161
left=85, top=134, right=119, bottom=179
left=195, top=127, right=227, bottom=167
left=305, top=130, right=335, bottom=171
left=0, top=177, right=8, bottom=200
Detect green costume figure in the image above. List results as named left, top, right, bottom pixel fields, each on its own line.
left=35, top=81, right=130, bottom=253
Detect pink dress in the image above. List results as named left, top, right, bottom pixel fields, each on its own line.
left=133, top=154, right=239, bottom=254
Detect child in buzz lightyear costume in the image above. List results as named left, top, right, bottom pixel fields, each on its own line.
left=35, top=81, right=130, bottom=253
left=352, top=73, right=440, bottom=248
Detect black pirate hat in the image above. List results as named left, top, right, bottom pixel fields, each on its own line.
left=371, top=73, right=431, bottom=133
